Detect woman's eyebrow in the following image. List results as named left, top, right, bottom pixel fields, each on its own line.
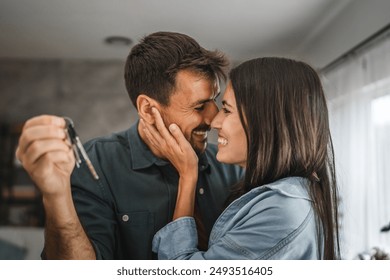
left=222, top=100, right=233, bottom=108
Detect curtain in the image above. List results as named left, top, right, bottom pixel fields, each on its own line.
left=322, top=34, right=390, bottom=259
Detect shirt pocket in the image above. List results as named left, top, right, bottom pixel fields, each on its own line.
left=116, top=211, right=155, bottom=259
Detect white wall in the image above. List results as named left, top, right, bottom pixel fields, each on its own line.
left=302, top=0, right=390, bottom=69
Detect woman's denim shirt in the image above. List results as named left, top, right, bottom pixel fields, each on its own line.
left=153, top=177, right=323, bottom=259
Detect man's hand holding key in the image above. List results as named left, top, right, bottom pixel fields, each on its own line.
left=16, top=114, right=97, bottom=259
left=15, top=115, right=76, bottom=198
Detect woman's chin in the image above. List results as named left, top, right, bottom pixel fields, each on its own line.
left=215, top=153, right=224, bottom=163
left=216, top=153, right=230, bottom=164
left=216, top=152, right=246, bottom=167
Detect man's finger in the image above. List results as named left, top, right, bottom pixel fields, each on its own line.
left=21, top=138, right=72, bottom=167
left=23, top=115, right=66, bottom=130
left=17, top=125, right=67, bottom=155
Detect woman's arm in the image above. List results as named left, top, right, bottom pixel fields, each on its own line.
left=173, top=176, right=197, bottom=219
left=140, top=107, right=198, bottom=219
left=153, top=183, right=318, bottom=260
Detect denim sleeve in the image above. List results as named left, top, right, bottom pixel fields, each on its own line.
left=152, top=216, right=258, bottom=260
left=152, top=217, right=199, bottom=260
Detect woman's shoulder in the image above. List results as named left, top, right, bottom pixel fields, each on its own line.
left=210, top=177, right=318, bottom=259
left=240, top=177, right=313, bottom=230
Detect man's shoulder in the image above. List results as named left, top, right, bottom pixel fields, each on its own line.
left=84, top=128, right=131, bottom=152
left=84, top=129, right=131, bottom=159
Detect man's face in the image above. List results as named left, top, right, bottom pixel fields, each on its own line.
left=159, top=70, right=220, bottom=155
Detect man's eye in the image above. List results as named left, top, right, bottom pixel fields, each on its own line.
left=195, top=105, right=205, bottom=111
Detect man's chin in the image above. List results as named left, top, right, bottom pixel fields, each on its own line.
left=192, top=140, right=208, bottom=155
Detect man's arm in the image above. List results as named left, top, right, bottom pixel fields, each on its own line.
left=16, top=115, right=96, bottom=259
left=42, top=189, right=96, bottom=259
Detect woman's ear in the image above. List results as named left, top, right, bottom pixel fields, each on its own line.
left=136, top=94, right=160, bottom=124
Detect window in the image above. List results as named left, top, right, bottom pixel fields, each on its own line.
left=323, top=35, right=390, bottom=259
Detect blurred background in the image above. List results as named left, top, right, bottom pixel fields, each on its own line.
left=0, top=0, right=389, bottom=259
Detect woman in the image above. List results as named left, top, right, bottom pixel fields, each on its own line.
left=142, top=57, right=340, bottom=259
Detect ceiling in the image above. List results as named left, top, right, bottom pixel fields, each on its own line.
left=0, top=0, right=374, bottom=68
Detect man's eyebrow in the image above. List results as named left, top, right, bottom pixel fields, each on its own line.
left=190, top=91, right=221, bottom=107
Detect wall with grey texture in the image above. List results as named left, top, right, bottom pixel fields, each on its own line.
left=0, top=59, right=137, bottom=142
left=0, top=59, right=219, bottom=144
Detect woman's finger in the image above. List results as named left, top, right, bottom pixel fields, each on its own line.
left=140, top=118, right=164, bottom=147
left=151, top=108, right=177, bottom=146
left=168, top=124, right=192, bottom=153
left=142, top=124, right=160, bottom=148
left=169, top=124, right=198, bottom=166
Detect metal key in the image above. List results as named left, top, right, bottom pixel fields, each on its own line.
left=64, top=117, right=99, bottom=180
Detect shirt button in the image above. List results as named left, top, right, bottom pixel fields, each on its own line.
left=199, top=188, right=205, bottom=195
left=122, top=215, right=129, bottom=222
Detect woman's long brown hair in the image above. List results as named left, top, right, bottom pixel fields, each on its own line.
left=227, top=57, right=340, bottom=259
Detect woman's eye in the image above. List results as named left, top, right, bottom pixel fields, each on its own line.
left=222, top=108, right=230, bottom=114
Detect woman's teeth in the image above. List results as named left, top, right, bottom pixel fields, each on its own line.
left=218, top=137, right=228, bottom=146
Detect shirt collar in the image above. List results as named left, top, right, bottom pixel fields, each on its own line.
left=127, top=120, right=210, bottom=172
left=261, top=177, right=312, bottom=201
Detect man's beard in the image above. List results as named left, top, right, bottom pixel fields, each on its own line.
left=189, top=124, right=210, bottom=155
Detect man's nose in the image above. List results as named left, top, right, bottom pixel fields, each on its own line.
left=204, top=101, right=219, bottom=125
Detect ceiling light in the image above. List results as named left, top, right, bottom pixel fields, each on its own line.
left=104, top=36, right=133, bottom=47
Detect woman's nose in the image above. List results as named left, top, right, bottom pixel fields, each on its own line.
left=211, top=110, right=223, bottom=129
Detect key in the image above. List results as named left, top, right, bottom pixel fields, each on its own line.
left=64, top=117, right=99, bottom=180
left=64, top=118, right=81, bottom=168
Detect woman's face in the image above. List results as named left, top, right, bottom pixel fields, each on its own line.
left=211, top=82, right=247, bottom=168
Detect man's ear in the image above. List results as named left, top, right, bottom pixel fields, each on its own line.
left=136, top=94, right=161, bottom=124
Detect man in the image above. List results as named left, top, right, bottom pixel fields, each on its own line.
left=16, top=32, right=244, bottom=259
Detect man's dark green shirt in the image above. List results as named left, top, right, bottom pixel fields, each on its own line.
left=70, top=122, right=244, bottom=259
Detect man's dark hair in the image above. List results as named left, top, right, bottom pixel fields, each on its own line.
left=124, top=31, right=228, bottom=108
